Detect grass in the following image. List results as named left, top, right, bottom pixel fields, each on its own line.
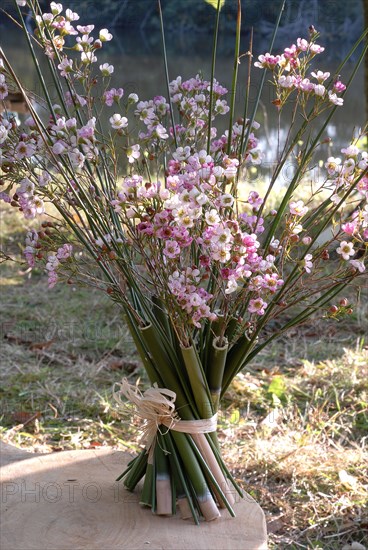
left=1, top=205, right=367, bottom=549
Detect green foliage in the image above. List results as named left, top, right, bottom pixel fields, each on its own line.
left=266, top=375, right=287, bottom=404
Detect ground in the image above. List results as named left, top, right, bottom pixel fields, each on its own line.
left=1, top=205, right=367, bottom=549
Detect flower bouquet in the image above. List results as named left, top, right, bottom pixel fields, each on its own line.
left=0, top=0, right=367, bottom=524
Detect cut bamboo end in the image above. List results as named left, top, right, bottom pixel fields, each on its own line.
left=177, top=496, right=195, bottom=520
left=212, top=335, right=229, bottom=351
left=155, top=476, right=172, bottom=515
left=198, top=491, right=221, bottom=521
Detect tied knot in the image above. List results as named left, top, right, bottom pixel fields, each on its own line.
left=113, top=378, right=218, bottom=463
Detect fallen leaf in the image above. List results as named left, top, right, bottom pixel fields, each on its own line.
left=12, top=411, right=41, bottom=425
left=88, top=441, right=103, bottom=448
left=29, top=339, right=55, bottom=351
left=267, top=518, right=285, bottom=534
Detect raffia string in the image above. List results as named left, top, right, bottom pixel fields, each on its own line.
left=113, top=378, right=217, bottom=463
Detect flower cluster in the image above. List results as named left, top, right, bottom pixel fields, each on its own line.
left=255, top=33, right=346, bottom=109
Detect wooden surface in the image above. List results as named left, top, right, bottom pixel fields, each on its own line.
left=0, top=441, right=267, bottom=550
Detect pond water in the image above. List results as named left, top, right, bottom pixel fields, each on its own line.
left=1, top=0, right=366, bottom=177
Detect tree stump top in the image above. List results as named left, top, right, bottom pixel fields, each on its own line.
left=0, top=441, right=267, bottom=549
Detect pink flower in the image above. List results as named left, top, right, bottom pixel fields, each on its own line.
left=278, top=75, right=295, bottom=89
left=163, top=240, right=180, bottom=258
left=310, top=44, right=325, bottom=54
left=48, top=271, right=58, bottom=289
left=296, top=38, right=309, bottom=51
left=0, top=191, right=11, bottom=203
left=333, top=81, right=346, bottom=93
left=248, top=191, right=263, bottom=210
left=299, top=78, right=314, bottom=93
left=57, top=244, right=73, bottom=260
left=248, top=298, right=267, bottom=316
left=341, top=222, right=357, bottom=235
left=254, top=53, right=280, bottom=69
left=349, top=260, right=365, bottom=273
left=289, top=200, right=308, bottom=216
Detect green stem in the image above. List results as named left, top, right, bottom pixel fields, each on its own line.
left=157, top=0, right=177, bottom=148
left=207, top=0, right=222, bottom=154
left=226, top=0, right=241, bottom=155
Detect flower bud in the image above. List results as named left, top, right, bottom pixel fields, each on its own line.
left=339, top=298, right=348, bottom=307
left=322, top=250, right=329, bottom=260
left=329, top=305, right=338, bottom=314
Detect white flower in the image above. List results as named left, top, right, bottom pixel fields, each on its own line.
left=311, top=70, right=330, bottom=83
left=99, top=29, right=113, bottom=42
left=127, top=144, right=140, bottom=164
left=205, top=209, right=220, bottom=226
left=109, top=114, right=128, bottom=130
left=325, top=156, right=341, bottom=176
left=225, top=278, right=238, bottom=294
left=0, top=124, right=9, bottom=144
left=128, top=93, right=139, bottom=103
left=291, top=223, right=303, bottom=235
left=314, top=84, right=325, bottom=97
left=50, top=2, right=63, bottom=15
left=303, top=254, right=313, bottom=273
left=81, top=52, right=97, bottom=64
left=65, top=9, right=79, bottom=21
left=69, top=148, right=85, bottom=169
left=16, top=0, right=27, bottom=6
left=154, top=124, right=168, bottom=140
left=328, top=91, right=343, bottom=106
left=99, top=63, right=114, bottom=76
left=336, top=241, right=355, bottom=260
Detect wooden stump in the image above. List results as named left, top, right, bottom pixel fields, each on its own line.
left=0, top=442, right=267, bottom=549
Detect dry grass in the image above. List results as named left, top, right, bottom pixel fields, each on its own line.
left=1, top=206, right=368, bottom=548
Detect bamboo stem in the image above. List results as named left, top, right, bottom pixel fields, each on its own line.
left=192, top=433, right=235, bottom=509
left=207, top=337, right=228, bottom=412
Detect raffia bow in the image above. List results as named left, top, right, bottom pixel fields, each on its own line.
left=113, top=378, right=217, bottom=462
